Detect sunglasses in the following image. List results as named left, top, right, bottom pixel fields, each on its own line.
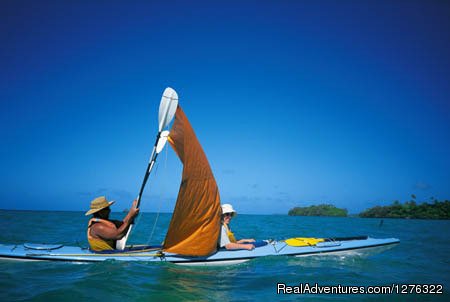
left=223, top=213, right=233, bottom=217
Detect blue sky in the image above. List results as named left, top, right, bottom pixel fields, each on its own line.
left=1, top=1, right=449, bottom=214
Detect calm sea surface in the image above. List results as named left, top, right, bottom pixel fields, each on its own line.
left=0, top=210, right=449, bottom=301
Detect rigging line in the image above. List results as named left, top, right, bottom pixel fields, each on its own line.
left=131, top=159, right=161, bottom=238
left=146, top=142, right=169, bottom=245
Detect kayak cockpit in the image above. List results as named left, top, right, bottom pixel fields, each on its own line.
left=91, top=245, right=163, bottom=254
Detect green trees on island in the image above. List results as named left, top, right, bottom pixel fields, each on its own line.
left=288, top=204, right=348, bottom=217
left=288, top=196, right=450, bottom=219
left=359, top=197, right=450, bottom=219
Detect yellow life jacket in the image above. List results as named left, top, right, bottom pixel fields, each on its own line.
left=87, top=218, right=116, bottom=251
left=223, top=224, right=237, bottom=243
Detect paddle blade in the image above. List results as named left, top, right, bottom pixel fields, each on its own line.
left=284, top=237, right=324, bottom=247
left=158, top=87, right=178, bottom=131
left=156, top=130, right=170, bottom=153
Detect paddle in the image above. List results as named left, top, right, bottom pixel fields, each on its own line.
left=116, top=87, right=178, bottom=250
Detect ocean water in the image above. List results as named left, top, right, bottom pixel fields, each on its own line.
left=0, top=210, right=449, bottom=301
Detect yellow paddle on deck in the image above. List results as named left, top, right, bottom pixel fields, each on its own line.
left=284, top=237, right=325, bottom=247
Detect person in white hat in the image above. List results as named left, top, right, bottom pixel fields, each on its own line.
left=85, top=196, right=139, bottom=251
left=218, top=204, right=255, bottom=250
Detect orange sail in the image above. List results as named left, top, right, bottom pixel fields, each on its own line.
left=163, top=106, right=221, bottom=256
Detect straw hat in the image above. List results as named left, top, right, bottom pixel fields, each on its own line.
left=221, top=204, right=237, bottom=217
left=85, top=196, right=115, bottom=216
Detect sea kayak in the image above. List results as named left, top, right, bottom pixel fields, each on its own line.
left=0, top=236, right=399, bottom=266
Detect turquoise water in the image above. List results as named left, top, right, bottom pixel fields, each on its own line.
left=0, top=210, right=449, bottom=301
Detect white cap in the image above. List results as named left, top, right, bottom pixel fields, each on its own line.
left=221, top=204, right=237, bottom=216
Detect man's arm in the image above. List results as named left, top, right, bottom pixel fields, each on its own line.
left=92, top=201, right=139, bottom=240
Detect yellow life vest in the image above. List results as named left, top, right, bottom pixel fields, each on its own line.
left=223, top=224, right=237, bottom=243
left=87, top=218, right=116, bottom=251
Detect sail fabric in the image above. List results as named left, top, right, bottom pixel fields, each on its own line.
left=163, top=106, right=221, bottom=256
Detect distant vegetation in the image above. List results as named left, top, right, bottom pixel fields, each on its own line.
left=359, top=196, right=450, bottom=220
left=288, top=204, right=347, bottom=217
left=287, top=196, right=450, bottom=219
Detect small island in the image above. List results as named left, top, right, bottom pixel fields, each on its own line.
left=359, top=197, right=450, bottom=219
left=287, top=196, right=449, bottom=219
left=288, top=204, right=348, bottom=217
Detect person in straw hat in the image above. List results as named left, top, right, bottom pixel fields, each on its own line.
left=218, top=204, right=255, bottom=250
left=85, top=196, right=139, bottom=251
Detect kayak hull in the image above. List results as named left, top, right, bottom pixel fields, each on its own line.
left=0, top=237, right=399, bottom=266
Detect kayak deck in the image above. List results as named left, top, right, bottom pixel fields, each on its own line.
left=0, top=237, right=399, bottom=265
